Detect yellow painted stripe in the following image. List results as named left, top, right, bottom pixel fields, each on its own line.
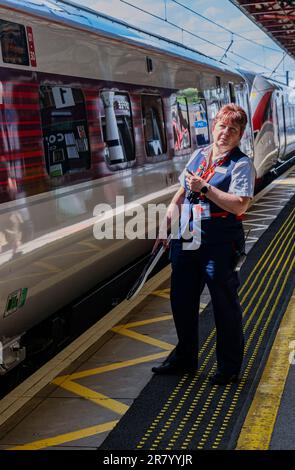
left=55, top=351, right=169, bottom=381
left=152, top=288, right=170, bottom=299
left=54, top=380, right=128, bottom=415
left=34, top=261, right=61, bottom=272
left=116, top=314, right=172, bottom=329
left=78, top=241, right=102, bottom=251
left=236, top=293, right=295, bottom=450
left=112, top=326, right=174, bottom=351
left=240, top=208, right=294, bottom=297
left=0, top=272, right=44, bottom=284
left=8, top=420, right=118, bottom=450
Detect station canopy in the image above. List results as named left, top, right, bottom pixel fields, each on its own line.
left=231, top=1, right=295, bottom=59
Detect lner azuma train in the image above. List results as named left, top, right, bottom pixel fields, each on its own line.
left=0, top=0, right=294, bottom=374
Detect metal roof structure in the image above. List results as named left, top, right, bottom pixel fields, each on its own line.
left=231, top=1, right=295, bottom=59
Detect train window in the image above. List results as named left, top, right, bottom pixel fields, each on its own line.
left=171, top=93, right=191, bottom=151
left=228, top=83, right=236, bottom=103
left=141, top=95, right=167, bottom=157
left=263, top=95, right=273, bottom=123
left=0, top=20, right=29, bottom=66
left=39, top=86, right=91, bottom=177
left=100, top=92, right=135, bottom=164
left=194, top=100, right=210, bottom=146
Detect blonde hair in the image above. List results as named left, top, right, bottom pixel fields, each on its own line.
left=213, top=104, right=248, bottom=134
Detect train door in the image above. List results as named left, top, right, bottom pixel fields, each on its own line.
left=235, top=83, right=254, bottom=159
left=274, top=90, right=286, bottom=162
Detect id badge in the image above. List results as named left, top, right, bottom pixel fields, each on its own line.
left=200, top=200, right=211, bottom=218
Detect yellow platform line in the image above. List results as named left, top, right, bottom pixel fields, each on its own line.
left=0, top=272, right=44, bottom=284
left=78, top=241, right=102, bottom=251
left=8, top=420, right=118, bottom=450
left=54, top=351, right=169, bottom=382
left=152, top=289, right=170, bottom=299
left=34, top=261, right=62, bottom=273
left=112, top=326, right=174, bottom=351
left=116, top=314, right=172, bottom=329
left=236, top=293, right=295, bottom=450
left=53, top=380, right=128, bottom=415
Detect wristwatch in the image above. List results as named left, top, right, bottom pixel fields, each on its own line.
left=200, top=184, right=210, bottom=195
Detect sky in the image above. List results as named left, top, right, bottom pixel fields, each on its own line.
left=68, top=0, right=295, bottom=84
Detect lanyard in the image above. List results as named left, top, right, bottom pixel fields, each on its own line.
left=194, top=153, right=228, bottom=183
left=186, top=151, right=229, bottom=205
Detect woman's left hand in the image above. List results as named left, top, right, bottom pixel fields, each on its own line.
left=185, top=173, right=205, bottom=193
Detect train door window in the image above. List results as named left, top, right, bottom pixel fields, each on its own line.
left=39, top=86, right=90, bottom=177
left=171, top=93, right=190, bottom=151
left=235, top=84, right=254, bottom=158
left=141, top=95, right=167, bottom=157
left=100, top=92, right=135, bottom=165
left=206, top=100, right=220, bottom=127
left=228, top=83, right=236, bottom=103
left=0, top=20, right=29, bottom=66
left=194, top=99, right=210, bottom=146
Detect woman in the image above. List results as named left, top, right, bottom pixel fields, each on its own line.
left=152, top=103, right=255, bottom=385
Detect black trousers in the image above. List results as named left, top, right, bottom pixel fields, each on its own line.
left=170, top=239, right=244, bottom=375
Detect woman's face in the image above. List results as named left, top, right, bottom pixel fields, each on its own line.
left=212, top=118, right=243, bottom=152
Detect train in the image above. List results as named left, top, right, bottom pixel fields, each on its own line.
left=0, top=0, right=294, bottom=374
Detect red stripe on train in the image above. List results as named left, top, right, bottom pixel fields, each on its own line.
left=0, top=121, right=41, bottom=125
left=252, top=90, right=272, bottom=132
left=1, top=104, right=40, bottom=110
left=22, top=173, right=47, bottom=181
left=2, top=130, right=42, bottom=137
left=2, top=92, right=39, bottom=99
left=0, top=150, right=43, bottom=161
left=0, top=162, right=43, bottom=172
left=0, top=82, right=39, bottom=87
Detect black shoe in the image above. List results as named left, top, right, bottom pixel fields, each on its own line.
left=152, top=359, right=197, bottom=375
left=209, top=372, right=239, bottom=385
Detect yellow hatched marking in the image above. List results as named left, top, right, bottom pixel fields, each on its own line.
left=240, top=208, right=294, bottom=297
left=53, top=380, right=128, bottom=415
left=112, top=326, right=174, bottom=351
left=152, top=288, right=170, bottom=299
left=116, top=314, right=172, bottom=329
left=0, top=272, right=45, bottom=284
left=34, top=261, right=62, bottom=273
left=55, top=352, right=169, bottom=382
left=47, top=248, right=97, bottom=259
left=236, top=294, right=295, bottom=450
left=8, top=421, right=118, bottom=450
left=78, top=241, right=102, bottom=251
